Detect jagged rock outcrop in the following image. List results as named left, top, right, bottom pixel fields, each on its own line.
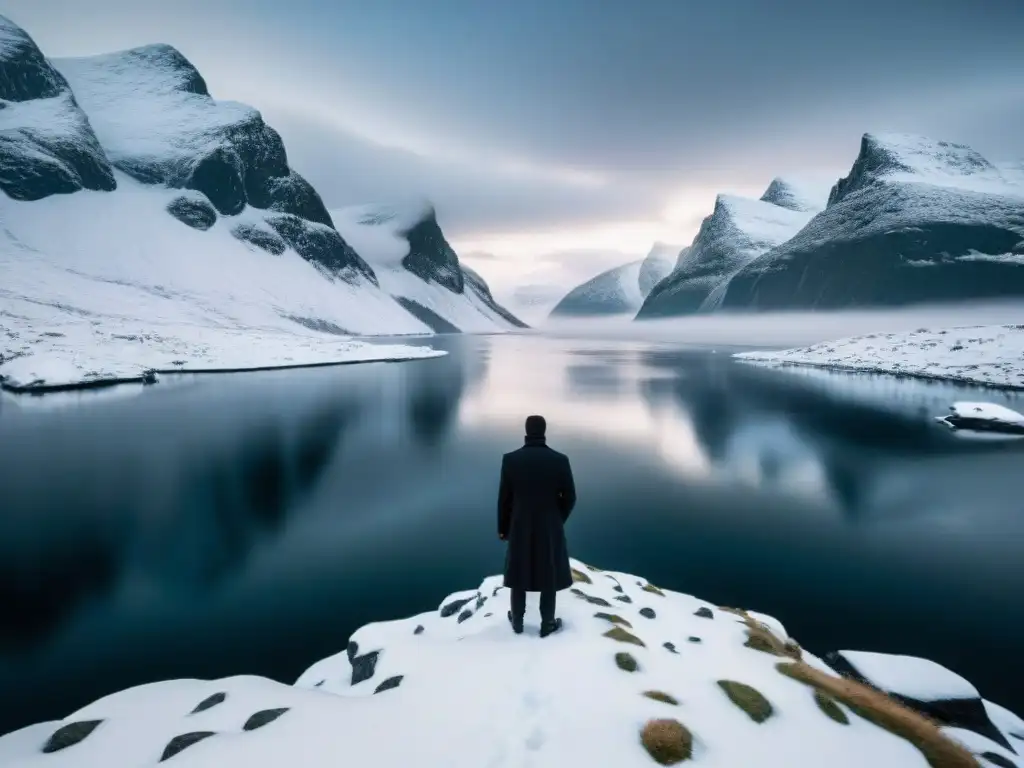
left=0, top=14, right=116, bottom=201
left=717, top=133, right=1024, bottom=310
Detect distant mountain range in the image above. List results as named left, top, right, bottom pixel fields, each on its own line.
left=0, top=12, right=524, bottom=386
left=551, top=134, right=1024, bottom=320
left=548, top=243, right=677, bottom=317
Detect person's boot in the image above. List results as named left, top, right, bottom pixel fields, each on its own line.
left=539, top=617, right=562, bottom=638
left=507, top=610, right=524, bottom=635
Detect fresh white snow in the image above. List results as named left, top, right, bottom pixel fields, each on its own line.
left=4, top=557, right=1007, bottom=768
left=0, top=175, right=441, bottom=391
left=947, top=402, right=1024, bottom=426
left=837, top=651, right=979, bottom=702
left=735, top=325, right=1024, bottom=390
left=331, top=204, right=520, bottom=332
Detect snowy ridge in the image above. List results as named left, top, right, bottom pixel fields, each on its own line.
left=637, top=189, right=818, bottom=318
left=0, top=558, right=1017, bottom=768
left=735, top=325, right=1024, bottom=390
left=759, top=177, right=829, bottom=213
left=331, top=205, right=526, bottom=332
left=637, top=242, right=679, bottom=296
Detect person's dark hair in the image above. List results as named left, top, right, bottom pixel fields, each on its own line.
left=525, top=414, right=546, bottom=437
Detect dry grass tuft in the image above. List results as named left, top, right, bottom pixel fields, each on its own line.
left=643, top=690, right=680, bottom=705
left=571, top=587, right=612, bottom=607
left=641, top=583, right=666, bottom=597
left=640, top=718, right=693, bottom=765
left=571, top=567, right=592, bottom=584
left=585, top=563, right=602, bottom=572
left=776, top=662, right=980, bottom=768
left=814, top=690, right=850, bottom=725
left=718, top=606, right=746, bottom=617
left=616, top=651, right=639, bottom=672
left=717, top=680, right=774, bottom=724
left=603, top=625, right=646, bottom=647
left=742, top=619, right=801, bottom=660
left=594, top=612, right=633, bottom=628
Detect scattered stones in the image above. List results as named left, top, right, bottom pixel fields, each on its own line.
left=639, top=607, right=657, bottom=619
left=413, top=625, right=424, bottom=635
left=41, top=720, right=104, bottom=753
left=642, top=583, right=666, bottom=597
left=190, top=692, right=227, bottom=714
left=231, top=223, right=287, bottom=255
left=243, top=708, right=289, bottom=731
left=694, top=607, right=714, bottom=619
left=346, top=641, right=380, bottom=685
left=663, top=641, right=679, bottom=654
left=440, top=596, right=475, bottom=617
left=475, top=594, right=487, bottom=610
left=374, top=675, right=404, bottom=694
left=613, top=585, right=625, bottom=593
left=315, top=680, right=325, bottom=687
left=594, top=612, right=633, bottom=628
left=615, top=652, right=639, bottom=672
left=717, top=680, right=774, bottom=724
left=457, top=609, right=473, bottom=623
left=688, top=637, right=702, bottom=644
left=570, top=587, right=612, bottom=607
left=615, top=595, right=633, bottom=604
left=814, top=690, right=850, bottom=725
left=640, top=718, right=693, bottom=765
left=603, top=626, right=646, bottom=647
left=571, top=567, right=592, bottom=584
left=484, top=612, right=493, bottom=617
left=643, top=691, right=680, bottom=706
left=160, top=732, right=216, bottom=761
left=166, top=195, right=217, bottom=230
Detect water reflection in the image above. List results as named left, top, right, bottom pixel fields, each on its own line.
left=1, top=334, right=1022, bottom=735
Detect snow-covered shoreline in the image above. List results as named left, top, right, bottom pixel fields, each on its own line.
left=734, top=324, right=1024, bottom=391
left=0, top=558, right=1019, bottom=767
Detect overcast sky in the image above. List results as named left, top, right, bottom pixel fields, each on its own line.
left=7, top=0, right=1024, bottom=295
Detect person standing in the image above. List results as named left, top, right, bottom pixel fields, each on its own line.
left=497, top=414, right=577, bottom=637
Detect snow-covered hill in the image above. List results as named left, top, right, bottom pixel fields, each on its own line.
left=332, top=202, right=526, bottom=332
left=1, top=558, right=1019, bottom=768
left=0, top=14, right=474, bottom=391
left=637, top=182, right=821, bottom=318
left=549, top=243, right=679, bottom=318
left=717, top=133, right=1024, bottom=310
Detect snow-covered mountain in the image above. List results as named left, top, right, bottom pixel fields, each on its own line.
left=0, top=14, right=521, bottom=391
left=548, top=242, right=679, bottom=318
left=637, top=181, right=822, bottom=318
left=717, top=133, right=1024, bottom=310
left=331, top=203, right=526, bottom=333
left=2, top=558, right=1020, bottom=768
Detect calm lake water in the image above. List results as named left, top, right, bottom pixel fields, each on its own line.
left=1, top=332, right=1023, bottom=735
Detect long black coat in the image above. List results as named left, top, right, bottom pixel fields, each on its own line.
left=497, top=436, right=577, bottom=592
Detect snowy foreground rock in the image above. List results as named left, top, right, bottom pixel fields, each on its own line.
left=2, top=559, right=1020, bottom=768
left=735, top=324, right=1024, bottom=390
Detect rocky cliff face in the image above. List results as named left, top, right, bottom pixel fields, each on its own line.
left=0, top=15, right=116, bottom=201
left=398, top=207, right=465, bottom=294
left=718, top=134, right=1024, bottom=311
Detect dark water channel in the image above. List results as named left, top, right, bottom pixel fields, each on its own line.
left=1, top=333, right=1023, bottom=735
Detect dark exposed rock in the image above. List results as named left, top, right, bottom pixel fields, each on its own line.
left=374, top=675, right=404, bottom=694
left=981, top=753, right=1018, bottom=768
left=314, top=680, right=325, bottom=687
left=167, top=195, right=217, bottom=230
left=413, top=625, right=424, bottom=635
left=570, top=587, right=612, bottom=607
left=189, top=691, right=227, bottom=714
left=283, top=315, right=350, bottom=335
left=0, top=16, right=116, bottom=201
left=639, top=607, right=657, bottom=619
left=462, top=265, right=528, bottom=328
left=457, top=609, right=473, bottom=623
left=614, top=595, right=632, bottom=604
left=395, top=297, right=462, bottom=333
left=612, top=585, right=625, bottom=593
left=41, top=720, right=104, bottom=753
left=475, top=593, right=487, bottom=610
left=160, top=731, right=216, bottom=761
left=694, top=607, right=714, bottom=619
left=688, top=636, right=702, bottom=643
left=231, top=222, right=286, bottom=254
left=399, top=208, right=464, bottom=293
left=825, top=651, right=1014, bottom=751
left=717, top=680, right=774, bottom=723
left=351, top=649, right=380, bottom=685
left=663, top=641, right=679, bottom=654
left=242, top=708, right=289, bottom=731
left=440, top=596, right=475, bottom=618
left=615, top=651, right=639, bottom=672
left=265, top=214, right=375, bottom=283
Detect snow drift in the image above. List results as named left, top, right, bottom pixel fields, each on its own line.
left=0, top=559, right=1018, bottom=768
left=549, top=242, right=679, bottom=318
left=717, top=133, right=1024, bottom=310
left=637, top=181, right=821, bottom=318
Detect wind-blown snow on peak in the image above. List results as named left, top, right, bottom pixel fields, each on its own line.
left=828, top=132, right=1011, bottom=205
left=0, top=14, right=116, bottom=201
left=759, top=178, right=826, bottom=213
left=332, top=205, right=526, bottom=332
left=1, top=558, right=1017, bottom=768
left=638, top=242, right=679, bottom=296
left=636, top=193, right=815, bottom=318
